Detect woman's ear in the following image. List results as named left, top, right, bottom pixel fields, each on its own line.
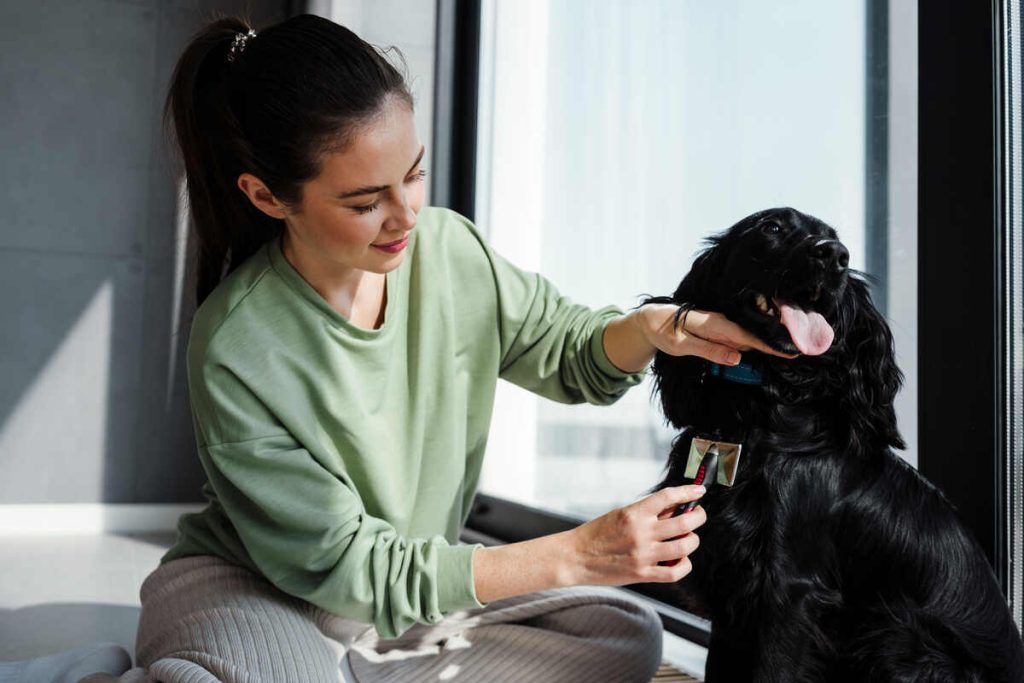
left=237, top=172, right=289, bottom=219
left=838, top=276, right=906, bottom=452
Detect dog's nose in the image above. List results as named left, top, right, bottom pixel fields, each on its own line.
left=811, top=239, right=850, bottom=270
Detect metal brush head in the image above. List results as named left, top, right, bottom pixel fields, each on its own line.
left=684, top=437, right=742, bottom=487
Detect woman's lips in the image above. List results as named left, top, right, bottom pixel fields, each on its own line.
left=371, top=236, right=409, bottom=254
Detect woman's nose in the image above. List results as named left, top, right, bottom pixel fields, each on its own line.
left=391, top=194, right=417, bottom=231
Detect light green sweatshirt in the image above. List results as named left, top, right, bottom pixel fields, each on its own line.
left=162, top=206, right=644, bottom=638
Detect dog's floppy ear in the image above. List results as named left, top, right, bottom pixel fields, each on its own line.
left=670, top=239, right=726, bottom=307
left=641, top=302, right=706, bottom=429
left=837, top=275, right=905, bottom=452
left=641, top=242, right=726, bottom=429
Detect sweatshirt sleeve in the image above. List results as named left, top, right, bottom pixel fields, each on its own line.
left=189, top=359, right=485, bottom=640
left=451, top=213, right=646, bottom=404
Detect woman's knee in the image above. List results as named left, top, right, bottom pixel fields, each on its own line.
left=607, top=598, right=664, bottom=677
left=133, top=558, right=344, bottom=682
left=540, top=591, right=664, bottom=680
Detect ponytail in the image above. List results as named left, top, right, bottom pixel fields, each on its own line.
left=163, top=13, right=412, bottom=307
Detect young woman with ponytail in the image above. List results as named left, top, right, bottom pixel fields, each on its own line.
left=69, top=12, right=789, bottom=682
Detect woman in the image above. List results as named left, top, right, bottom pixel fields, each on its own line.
left=82, top=13, right=788, bottom=683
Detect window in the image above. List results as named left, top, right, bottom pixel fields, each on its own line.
left=472, top=0, right=917, bottom=522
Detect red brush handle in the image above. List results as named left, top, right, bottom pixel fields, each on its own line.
left=677, top=465, right=707, bottom=514
left=658, top=450, right=717, bottom=567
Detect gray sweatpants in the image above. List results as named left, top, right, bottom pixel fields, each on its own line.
left=81, top=554, right=664, bottom=682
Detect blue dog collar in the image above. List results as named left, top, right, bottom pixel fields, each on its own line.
left=707, top=361, right=763, bottom=386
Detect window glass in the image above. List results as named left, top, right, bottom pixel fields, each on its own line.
left=475, top=0, right=916, bottom=520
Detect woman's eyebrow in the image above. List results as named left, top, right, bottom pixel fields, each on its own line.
left=336, top=146, right=426, bottom=199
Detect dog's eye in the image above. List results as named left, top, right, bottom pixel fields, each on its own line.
left=761, top=221, right=782, bottom=235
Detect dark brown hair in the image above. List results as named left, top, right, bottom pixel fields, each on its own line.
left=164, top=13, right=412, bottom=307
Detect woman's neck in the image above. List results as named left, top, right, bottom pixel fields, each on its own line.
left=281, top=232, right=387, bottom=329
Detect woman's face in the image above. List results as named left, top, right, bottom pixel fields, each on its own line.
left=254, top=95, right=426, bottom=276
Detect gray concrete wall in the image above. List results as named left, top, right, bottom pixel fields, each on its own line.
left=0, top=0, right=288, bottom=504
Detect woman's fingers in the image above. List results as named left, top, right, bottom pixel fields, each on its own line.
left=643, top=485, right=706, bottom=517
left=677, top=333, right=742, bottom=365
left=655, top=505, right=707, bottom=537
left=681, top=309, right=771, bottom=354
left=651, top=505, right=706, bottom=568
left=619, top=487, right=708, bottom=580
left=653, top=531, right=701, bottom=564
left=675, top=308, right=798, bottom=359
left=653, top=556, right=693, bottom=577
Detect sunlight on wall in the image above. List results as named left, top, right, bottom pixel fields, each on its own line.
left=167, top=174, right=190, bottom=412
left=0, top=280, right=112, bottom=501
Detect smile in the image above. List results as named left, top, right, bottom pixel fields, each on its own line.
left=371, top=236, right=409, bottom=253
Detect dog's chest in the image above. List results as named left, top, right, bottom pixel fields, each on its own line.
left=689, top=456, right=835, bottom=620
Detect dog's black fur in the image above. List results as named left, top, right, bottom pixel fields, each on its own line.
left=644, top=207, right=1024, bottom=682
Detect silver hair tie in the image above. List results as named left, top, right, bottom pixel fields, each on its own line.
left=227, top=29, right=257, bottom=63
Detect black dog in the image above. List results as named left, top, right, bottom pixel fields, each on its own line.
left=644, top=207, right=1024, bottom=681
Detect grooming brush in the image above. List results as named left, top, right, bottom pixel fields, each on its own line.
left=675, top=444, right=719, bottom=516
left=658, top=438, right=742, bottom=567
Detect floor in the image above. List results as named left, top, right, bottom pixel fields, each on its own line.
left=0, top=533, right=706, bottom=681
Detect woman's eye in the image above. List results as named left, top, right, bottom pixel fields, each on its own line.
left=350, top=170, right=426, bottom=214
left=352, top=202, right=379, bottom=215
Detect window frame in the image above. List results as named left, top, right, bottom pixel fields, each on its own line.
left=917, top=0, right=1003, bottom=587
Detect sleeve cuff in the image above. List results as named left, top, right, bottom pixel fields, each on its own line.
left=436, top=542, right=487, bottom=613
left=589, top=310, right=649, bottom=381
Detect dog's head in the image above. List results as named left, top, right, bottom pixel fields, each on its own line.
left=646, top=207, right=904, bottom=454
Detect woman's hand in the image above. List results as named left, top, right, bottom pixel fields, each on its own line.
left=638, top=303, right=796, bottom=364
left=472, top=485, right=706, bottom=603
left=603, top=304, right=796, bottom=373
left=564, top=484, right=708, bottom=586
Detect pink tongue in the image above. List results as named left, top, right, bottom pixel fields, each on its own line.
left=775, top=299, right=835, bottom=355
